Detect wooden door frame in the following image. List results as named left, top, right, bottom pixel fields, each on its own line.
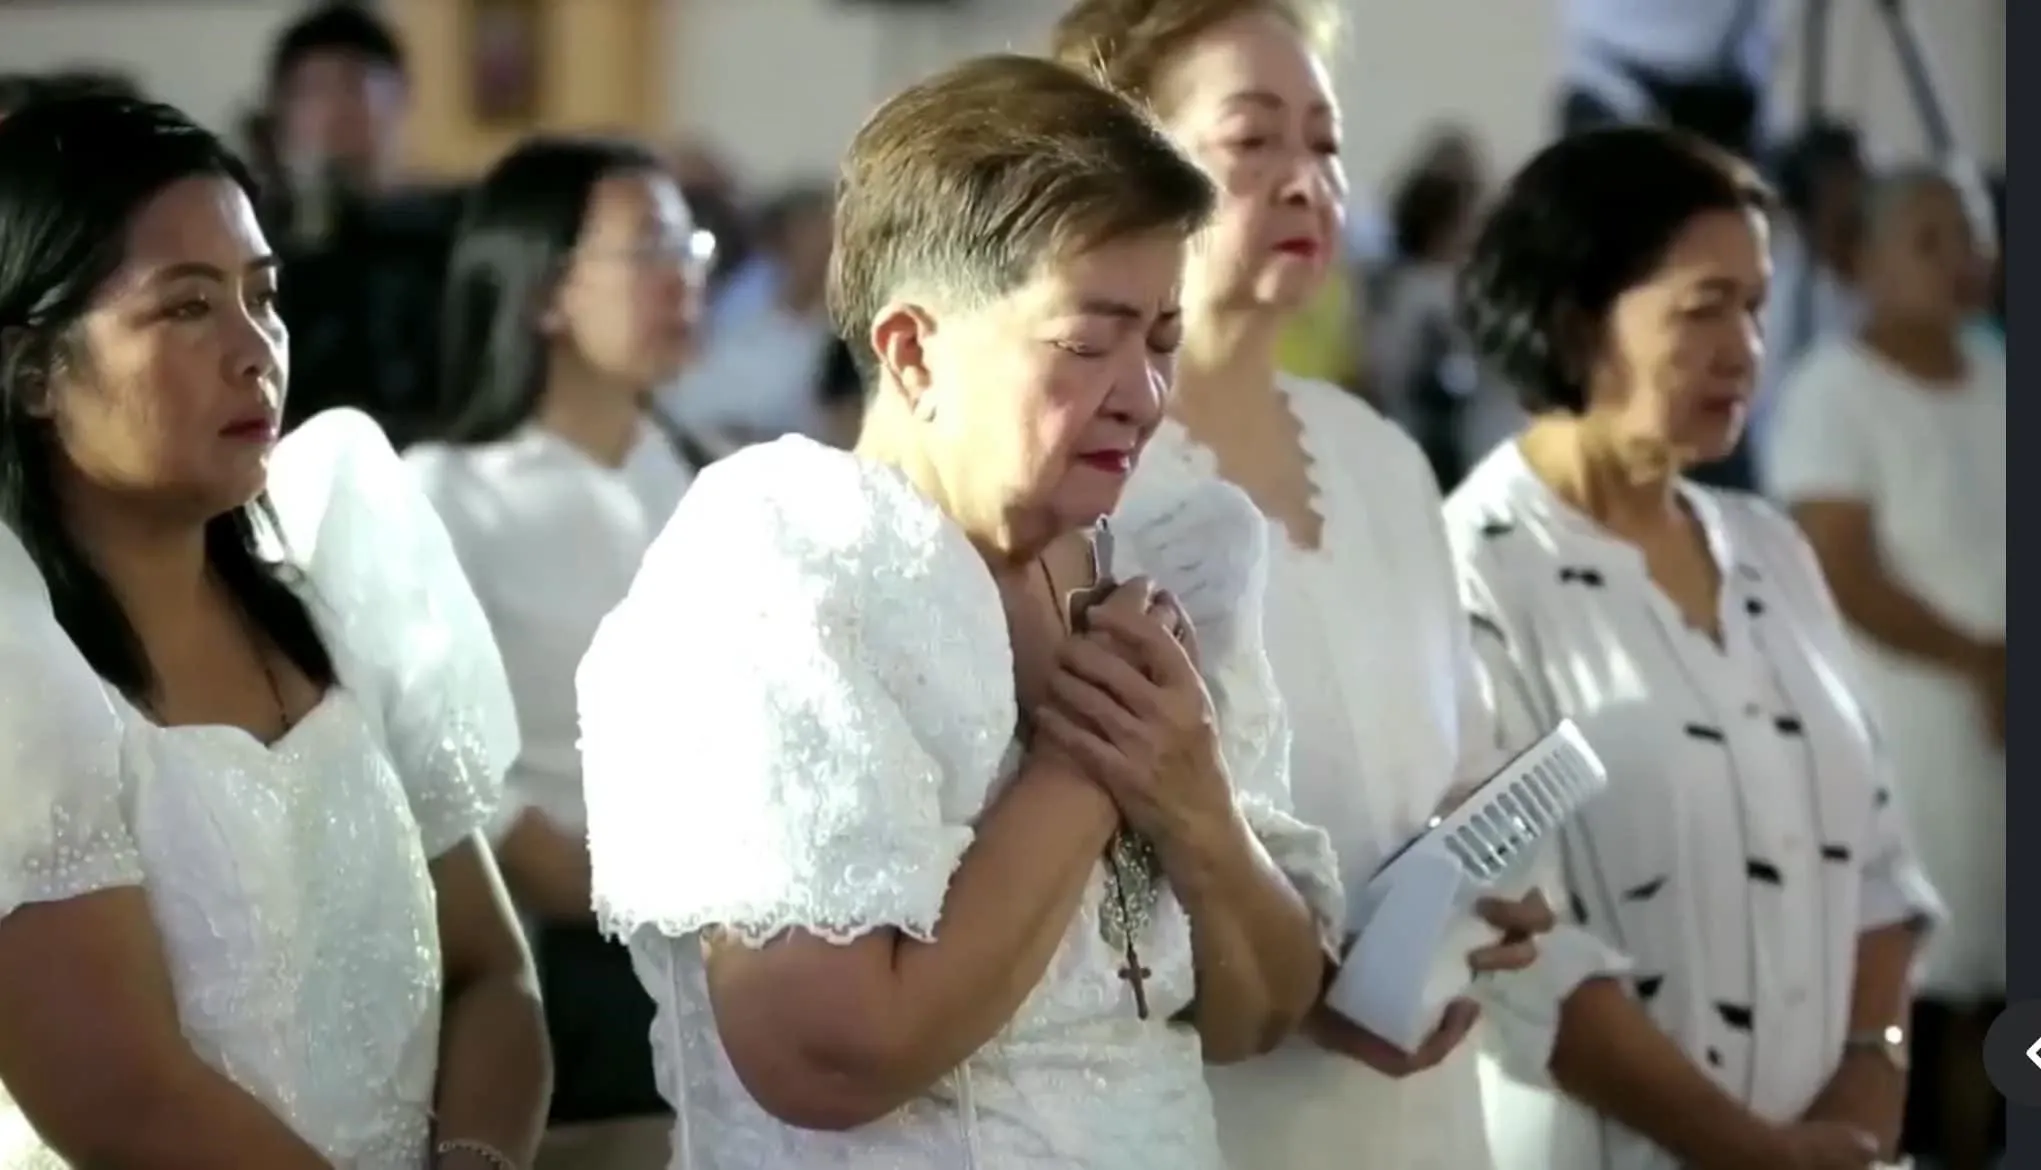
left=389, top=0, right=673, bottom=177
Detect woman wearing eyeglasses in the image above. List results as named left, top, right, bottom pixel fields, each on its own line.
left=407, top=134, right=716, bottom=1170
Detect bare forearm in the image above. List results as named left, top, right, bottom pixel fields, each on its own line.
left=1850, top=923, right=1917, bottom=1032
left=1825, top=558, right=1981, bottom=670
left=1805, top=922, right=1920, bottom=1152
left=434, top=972, right=551, bottom=1165
left=1166, top=809, right=1323, bottom=1062
left=495, top=812, right=594, bottom=924
left=1549, top=978, right=1774, bottom=1170
left=97, top=1064, right=332, bottom=1168
left=880, top=761, right=1118, bottom=1084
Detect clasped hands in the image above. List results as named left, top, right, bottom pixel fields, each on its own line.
left=1030, top=578, right=1233, bottom=850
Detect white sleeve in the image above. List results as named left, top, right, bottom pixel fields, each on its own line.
left=1762, top=346, right=1879, bottom=504
left=1117, top=478, right=1345, bottom=955
left=269, top=410, right=517, bottom=857
left=578, top=459, right=977, bottom=946
left=1457, top=556, right=1632, bottom=1088
left=406, top=448, right=581, bottom=845
left=0, top=529, right=144, bottom=920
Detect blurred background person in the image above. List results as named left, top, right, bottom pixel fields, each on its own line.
left=661, top=181, right=835, bottom=446
left=260, top=2, right=463, bottom=447
left=1750, top=118, right=1869, bottom=471
left=1558, top=0, right=1774, bottom=162
left=408, top=134, right=714, bottom=1170
left=1369, top=157, right=1517, bottom=491
left=1274, top=251, right=1367, bottom=399
left=1448, top=126, right=1939, bottom=1170
left=1055, top=4, right=1566, bottom=1169
left=1766, top=164, right=2005, bottom=1170
left=665, top=135, right=753, bottom=296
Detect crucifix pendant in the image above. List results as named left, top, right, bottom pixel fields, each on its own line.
left=1118, top=940, right=1153, bottom=1020
left=1064, top=517, right=1116, bottom=631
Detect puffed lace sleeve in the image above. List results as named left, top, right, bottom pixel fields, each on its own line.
left=578, top=439, right=993, bottom=946
left=265, top=409, right=518, bottom=857
left=0, top=525, right=143, bottom=920
left=1115, top=477, right=1345, bottom=956
left=1456, top=554, right=1632, bottom=1088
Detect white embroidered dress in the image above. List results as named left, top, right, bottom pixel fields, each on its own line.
left=576, top=436, right=1342, bottom=1170
left=1129, top=376, right=1621, bottom=1170
left=1442, top=443, right=1942, bottom=1170
left=0, top=410, right=518, bottom=1169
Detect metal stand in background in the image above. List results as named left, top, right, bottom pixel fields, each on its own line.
left=1798, top=0, right=1968, bottom=161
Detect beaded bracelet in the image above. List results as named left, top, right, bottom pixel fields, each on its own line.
left=434, top=1138, right=517, bottom=1170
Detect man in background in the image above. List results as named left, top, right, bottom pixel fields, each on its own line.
left=1558, top=0, right=1775, bottom=163
left=260, top=2, right=464, bottom=447
left=665, top=184, right=837, bottom=445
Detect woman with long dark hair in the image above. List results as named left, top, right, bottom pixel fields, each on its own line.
left=0, top=96, right=547, bottom=1167
left=407, top=134, right=711, bottom=1169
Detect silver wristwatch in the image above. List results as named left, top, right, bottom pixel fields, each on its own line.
left=1843, top=1024, right=1910, bottom=1073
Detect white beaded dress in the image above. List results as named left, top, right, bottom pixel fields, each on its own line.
left=576, top=436, right=1344, bottom=1170
left=0, top=410, right=518, bottom=1169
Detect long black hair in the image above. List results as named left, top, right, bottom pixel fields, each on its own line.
left=435, top=136, right=664, bottom=444
left=0, top=95, right=335, bottom=701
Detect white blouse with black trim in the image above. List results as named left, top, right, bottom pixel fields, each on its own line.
left=1442, top=441, right=1942, bottom=1170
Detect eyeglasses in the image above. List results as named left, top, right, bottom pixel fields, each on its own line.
left=580, top=228, right=718, bottom=282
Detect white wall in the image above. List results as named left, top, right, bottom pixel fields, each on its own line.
left=0, top=0, right=2003, bottom=195
left=666, top=0, right=1558, bottom=193
left=671, top=0, right=2006, bottom=195
left=0, top=0, right=307, bottom=134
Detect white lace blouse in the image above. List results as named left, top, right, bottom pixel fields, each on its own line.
left=576, top=436, right=1342, bottom=1170
left=1132, top=377, right=1621, bottom=1170
left=0, top=410, right=517, bottom=1169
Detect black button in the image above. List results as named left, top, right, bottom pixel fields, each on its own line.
left=1982, top=1000, right=2041, bottom=1106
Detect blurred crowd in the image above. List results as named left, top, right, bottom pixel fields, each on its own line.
left=0, top=2, right=2005, bottom=1168
left=0, top=4, right=2004, bottom=498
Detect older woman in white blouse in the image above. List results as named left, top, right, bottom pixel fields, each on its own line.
left=1443, top=127, right=1942, bottom=1170
left=1052, top=4, right=1560, bottom=1169
left=574, top=55, right=1340, bottom=1169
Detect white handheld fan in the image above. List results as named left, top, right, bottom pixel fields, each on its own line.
left=1324, top=718, right=1608, bottom=1053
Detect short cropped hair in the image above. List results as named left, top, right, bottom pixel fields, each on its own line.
left=1050, top=0, right=1340, bottom=108
left=828, top=53, right=1215, bottom=382
left=1456, top=127, right=1773, bottom=415
left=268, top=3, right=408, bottom=95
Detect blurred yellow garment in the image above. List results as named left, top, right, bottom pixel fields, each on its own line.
left=1277, top=266, right=1363, bottom=386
